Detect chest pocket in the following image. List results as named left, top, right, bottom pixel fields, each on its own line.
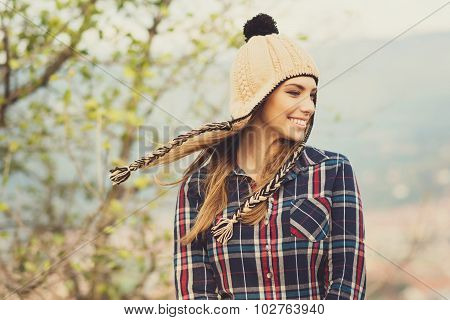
left=289, top=196, right=332, bottom=242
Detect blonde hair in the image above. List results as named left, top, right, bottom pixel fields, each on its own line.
left=110, top=89, right=315, bottom=246
left=152, top=107, right=308, bottom=246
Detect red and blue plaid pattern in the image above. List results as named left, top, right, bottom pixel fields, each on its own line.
left=174, top=145, right=366, bottom=300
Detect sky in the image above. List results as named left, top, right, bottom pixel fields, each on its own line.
left=26, top=0, right=450, bottom=55
left=243, top=0, right=450, bottom=41
left=28, top=0, right=446, bottom=60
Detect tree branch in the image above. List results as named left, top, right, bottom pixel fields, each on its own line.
left=0, top=0, right=98, bottom=127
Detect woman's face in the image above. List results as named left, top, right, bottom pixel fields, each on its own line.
left=257, top=76, right=317, bottom=142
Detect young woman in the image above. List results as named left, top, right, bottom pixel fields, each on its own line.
left=109, top=13, right=366, bottom=300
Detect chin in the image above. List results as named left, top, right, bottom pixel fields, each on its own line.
left=293, top=133, right=305, bottom=142
left=284, top=127, right=306, bottom=142
left=280, top=131, right=304, bottom=143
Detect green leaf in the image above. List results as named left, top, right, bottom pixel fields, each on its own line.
left=143, top=69, right=155, bottom=78
left=81, top=123, right=95, bottom=131
left=8, top=141, right=20, bottom=152
left=55, top=0, right=64, bottom=10
left=63, top=89, right=72, bottom=105
left=10, top=59, right=20, bottom=70
left=103, top=226, right=116, bottom=234
left=0, top=202, right=9, bottom=212
left=96, top=283, right=107, bottom=295
left=19, top=120, right=29, bottom=129
left=70, top=262, right=82, bottom=272
left=163, top=229, right=171, bottom=241
left=133, top=175, right=150, bottom=190
left=53, top=233, right=65, bottom=245
left=123, top=66, right=135, bottom=79
left=118, top=249, right=130, bottom=259
left=108, top=199, right=123, bottom=215
left=64, top=279, right=75, bottom=291
left=84, top=98, right=98, bottom=111
left=160, top=4, right=169, bottom=17
left=334, top=113, right=341, bottom=122
left=43, top=260, right=51, bottom=271
left=125, top=111, right=143, bottom=126
left=102, top=140, right=110, bottom=150
left=107, top=109, right=124, bottom=123
left=80, top=65, right=91, bottom=79
left=24, top=261, right=37, bottom=272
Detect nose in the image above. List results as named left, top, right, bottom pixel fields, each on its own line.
left=302, top=104, right=315, bottom=118
left=292, top=100, right=315, bottom=118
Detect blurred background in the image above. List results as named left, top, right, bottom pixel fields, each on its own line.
left=0, top=0, right=449, bottom=299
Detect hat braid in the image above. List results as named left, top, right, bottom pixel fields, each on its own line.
left=211, top=116, right=315, bottom=244
left=109, top=120, right=233, bottom=185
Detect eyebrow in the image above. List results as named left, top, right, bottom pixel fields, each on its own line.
left=284, top=83, right=317, bottom=92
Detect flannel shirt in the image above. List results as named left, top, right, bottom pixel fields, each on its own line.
left=173, top=145, right=366, bottom=300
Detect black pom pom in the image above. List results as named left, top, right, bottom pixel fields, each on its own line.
left=243, top=13, right=279, bottom=43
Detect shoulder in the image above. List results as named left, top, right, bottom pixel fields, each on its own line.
left=306, top=146, right=361, bottom=187
left=301, top=145, right=352, bottom=166
left=299, top=145, right=359, bottom=182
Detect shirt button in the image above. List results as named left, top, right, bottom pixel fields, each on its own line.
left=266, top=272, right=272, bottom=279
left=264, top=219, right=269, bottom=225
left=265, top=244, right=270, bottom=251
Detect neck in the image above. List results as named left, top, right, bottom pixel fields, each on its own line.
left=236, top=117, right=280, bottom=182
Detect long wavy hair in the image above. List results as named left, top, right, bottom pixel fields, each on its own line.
left=156, top=96, right=304, bottom=246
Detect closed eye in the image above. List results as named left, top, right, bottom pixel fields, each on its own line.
left=287, top=91, right=317, bottom=100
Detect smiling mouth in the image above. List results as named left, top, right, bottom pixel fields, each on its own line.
left=288, top=117, right=307, bottom=128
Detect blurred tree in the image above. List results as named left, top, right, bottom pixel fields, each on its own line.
left=0, top=0, right=245, bottom=299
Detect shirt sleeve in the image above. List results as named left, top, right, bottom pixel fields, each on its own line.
left=323, top=155, right=367, bottom=299
left=173, top=175, right=219, bottom=300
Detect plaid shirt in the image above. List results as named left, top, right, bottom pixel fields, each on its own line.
left=173, top=145, right=366, bottom=300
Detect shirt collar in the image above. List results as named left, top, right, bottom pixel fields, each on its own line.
left=232, top=165, right=248, bottom=177
left=285, top=145, right=330, bottom=181
left=297, top=145, right=330, bottom=168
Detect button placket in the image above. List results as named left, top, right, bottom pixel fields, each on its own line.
left=265, top=197, right=274, bottom=294
left=264, top=196, right=273, bottom=225
left=265, top=197, right=273, bottom=256
left=266, top=238, right=271, bottom=256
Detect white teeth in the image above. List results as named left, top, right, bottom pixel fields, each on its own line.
left=288, top=118, right=306, bottom=126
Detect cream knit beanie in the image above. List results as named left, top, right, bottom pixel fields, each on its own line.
left=229, top=16, right=319, bottom=121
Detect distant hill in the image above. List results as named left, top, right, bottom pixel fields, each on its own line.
left=306, top=31, right=450, bottom=209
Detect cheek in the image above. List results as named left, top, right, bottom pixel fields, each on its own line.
left=262, top=100, right=290, bottom=124
left=260, top=98, right=305, bottom=141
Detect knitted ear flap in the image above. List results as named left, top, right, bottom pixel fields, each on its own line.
left=109, top=120, right=234, bottom=185
left=211, top=114, right=315, bottom=244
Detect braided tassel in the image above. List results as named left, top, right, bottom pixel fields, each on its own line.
left=109, top=166, right=132, bottom=185
left=211, top=212, right=241, bottom=244
left=108, top=120, right=233, bottom=185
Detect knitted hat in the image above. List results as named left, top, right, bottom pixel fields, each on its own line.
left=109, top=13, right=320, bottom=244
